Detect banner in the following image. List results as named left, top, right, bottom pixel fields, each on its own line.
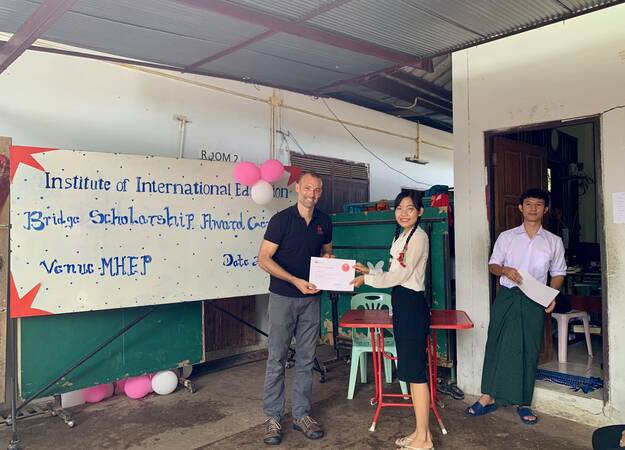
left=9, top=146, right=294, bottom=318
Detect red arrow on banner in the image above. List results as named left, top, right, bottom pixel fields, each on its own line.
left=9, top=274, right=52, bottom=318
left=284, top=165, right=301, bottom=186
left=9, top=146, right=57, bottom=183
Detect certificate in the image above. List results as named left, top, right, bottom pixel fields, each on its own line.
left=309, top=257, right=356, bottom=292
left=516, top=269, right=559, bottom=308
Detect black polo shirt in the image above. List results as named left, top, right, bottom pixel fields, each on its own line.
left=264, top=204, right=333, bottom=298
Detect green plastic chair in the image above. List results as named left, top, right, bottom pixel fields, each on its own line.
left=347, top=292, right=408, bottom=399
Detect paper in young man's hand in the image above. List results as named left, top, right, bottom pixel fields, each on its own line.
left=516, top=269, right=560, bottom=307
left=309, top=257, right=356, bottom=292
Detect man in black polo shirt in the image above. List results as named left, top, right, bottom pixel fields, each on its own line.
left=258, top=172, right=333, bottom=445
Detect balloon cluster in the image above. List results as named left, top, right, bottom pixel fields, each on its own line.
left=233, top=159, right=285, bottom=205
left=79, top=366, right=191, bottom=403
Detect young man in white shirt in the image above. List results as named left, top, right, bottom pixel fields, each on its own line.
left=465, top=188, right=566, bottom=425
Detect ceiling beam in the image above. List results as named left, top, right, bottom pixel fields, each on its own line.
left=362, top=77, right=452, bottom=117
left=328, top=91, right=395, bottom=113
left=0, top=0, right=78, bottom=74
left=7, top=41, right=324, bottom=98
left=185, top=0, right=352, bottom=71
left=390, top=71, right=452, bottom=102
left=315, top=59, right=433, bottom=93
left=378, top=78, right=451, bottom=110
left=391, top=110, right=452, bottom=132
left=408, top=116, right=452, bottom=133
left=329, top=92, right=452, bottom=132
left=177, top=0, right=431, bottom=69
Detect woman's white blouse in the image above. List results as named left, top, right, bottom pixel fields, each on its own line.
left=364, top=227, right=429, bottom=292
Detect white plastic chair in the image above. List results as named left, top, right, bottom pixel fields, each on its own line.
left=552, top=310, right=593, bottom=363
left=347, top=292, right=408, bottom=399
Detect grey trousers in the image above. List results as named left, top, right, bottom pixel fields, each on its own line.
left=263, top=293, right=320, bottom=421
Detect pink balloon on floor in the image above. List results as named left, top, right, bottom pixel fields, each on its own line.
left=260, top=159, right=285, bottom=183
left=82, top=384, right=110, bottom=403
left=233, top=162, right=260, bottom=186
left=124, top=375, right=153, bottom=399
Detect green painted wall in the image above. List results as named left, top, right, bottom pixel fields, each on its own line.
left=20, top=301, right=203, bottom=398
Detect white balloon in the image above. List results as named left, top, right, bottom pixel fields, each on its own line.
left=250, top=180, right=274, bottom=205
left=151, top=370, right=178, bottom=395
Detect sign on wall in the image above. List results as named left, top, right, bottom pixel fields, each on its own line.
left=9, top=146, right=295, bottom=318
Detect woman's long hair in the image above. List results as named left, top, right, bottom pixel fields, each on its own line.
left=393, top=190, right=424, bottom=246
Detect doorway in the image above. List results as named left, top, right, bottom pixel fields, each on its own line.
left=486, top=118, right=606, bottom=402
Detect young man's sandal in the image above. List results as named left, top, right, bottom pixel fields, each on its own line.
left=399, top=446, right=434, bottom=450
left=517, top=407, right=539, bottom=425
left=464, top=401, right=497, bottom=417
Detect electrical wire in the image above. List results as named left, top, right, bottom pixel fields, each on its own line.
left=276, top=130, right=307, bottom=155
left=601, top=104, right=625, bottom=115
left=320, top=98, right=432, bottom=188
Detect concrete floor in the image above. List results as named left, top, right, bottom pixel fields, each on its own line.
left=0, top=346, right=595, bottom=450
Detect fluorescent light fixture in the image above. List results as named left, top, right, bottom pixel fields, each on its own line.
left=405, top=155, right=429, bottom=165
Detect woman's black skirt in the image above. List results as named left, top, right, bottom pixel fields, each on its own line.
left=391, top=286, right=430, bottom=384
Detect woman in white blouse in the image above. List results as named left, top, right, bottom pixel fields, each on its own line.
left=352, top=191, right=432, bottom=450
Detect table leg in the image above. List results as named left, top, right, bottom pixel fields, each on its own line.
left=369, top=329, right=384, bottom=432
left=369, top=327, right=379, bottom=405
left=429, top=331, right=447, bottom=435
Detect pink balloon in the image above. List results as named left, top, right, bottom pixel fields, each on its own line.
left=233, top=162, right=260, bottom=186
left=82, top=384, right=110, bottom=403
left=124, top=375, right=153, bottom=399
left=260, top=160, right=285, bottom=183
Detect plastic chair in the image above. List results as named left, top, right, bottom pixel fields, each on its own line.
left=347, top=292, right=408, bottom=399
left=552, top=310, right=593, bottom=363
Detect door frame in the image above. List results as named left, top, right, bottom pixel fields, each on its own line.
left=484, top=116, right=608, bottom=403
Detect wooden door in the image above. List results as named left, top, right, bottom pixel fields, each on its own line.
left=492, top=137, right=548, bottom=237
left=491, top=136, right=552, bottom=363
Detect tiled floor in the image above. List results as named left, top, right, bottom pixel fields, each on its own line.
left=537, top=335, right=604, bottom=400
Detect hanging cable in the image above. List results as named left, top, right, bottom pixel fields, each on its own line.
left=276, top=130, right=307, bottom=155
left=321, top=98, right=432, bottom=188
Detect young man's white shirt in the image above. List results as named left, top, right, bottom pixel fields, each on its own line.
left=489, top=224, right=566, bottom=289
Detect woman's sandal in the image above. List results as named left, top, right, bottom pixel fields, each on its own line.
left=396, top=436, right=434, bottom=450
left=395, top=436, right=411, bottom=447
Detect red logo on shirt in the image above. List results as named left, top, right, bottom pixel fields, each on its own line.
left=316, top=225, right=324, bottom=235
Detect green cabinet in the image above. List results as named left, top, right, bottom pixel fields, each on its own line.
left=321, top=201, right=454, bottom=366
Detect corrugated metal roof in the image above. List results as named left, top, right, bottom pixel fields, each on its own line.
left=228, top=0, right=336, bottom=20
left=403, top=54, right=451, bottom=89
left=200, top=46, right=354, bottom=89
left=47, top=11, right=232, bottom=67
left=0, top=0, right=37, bottom=33
left=308, top=0, right=480, bottom=57
left=246, top=32, right=390, bottom=75
left=0, top=0, right=622, bottom=132
left=559, top=0, right=617, bottom=11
